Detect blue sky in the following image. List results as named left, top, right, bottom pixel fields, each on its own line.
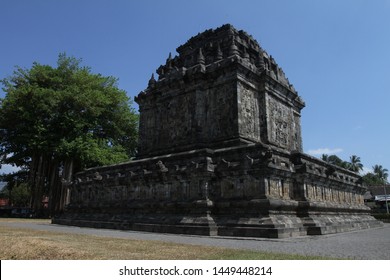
left=1, top=0, right=389, bottom=175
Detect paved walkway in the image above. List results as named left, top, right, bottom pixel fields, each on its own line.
left=1, top=220, right=389, bottom=259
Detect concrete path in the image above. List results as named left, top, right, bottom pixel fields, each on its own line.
left=1, top=220, right=389, bottom=259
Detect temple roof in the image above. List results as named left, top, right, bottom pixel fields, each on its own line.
left=151, top=24, right=297, bottom=93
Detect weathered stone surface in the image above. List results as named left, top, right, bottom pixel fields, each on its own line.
left=135, top=24, right=304, bottom=157
left=53, top=24, right=381, bottom=238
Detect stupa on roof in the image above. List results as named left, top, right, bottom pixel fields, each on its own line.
left=53, top=24, right=381, bottom=238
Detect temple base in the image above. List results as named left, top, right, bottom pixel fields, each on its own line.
left=53, top=145, right=382, bottom=239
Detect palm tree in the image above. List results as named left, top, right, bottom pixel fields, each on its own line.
left=321, top=154, right=329, bottom=162
left=321, top=154, right=350, bottom=169
left=328, top=155, right=344, bottom=167
left=373, top=165, right=390, bottom=214
left=348, top=155, right=363, bottom=173
left=372, top=164, right=389, bottom=184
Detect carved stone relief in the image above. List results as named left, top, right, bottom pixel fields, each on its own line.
left=238, top=82, right=260, bottom=141
left=267, top=97, right=290, bottom=149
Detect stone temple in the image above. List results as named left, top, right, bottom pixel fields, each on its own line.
left=53, top=24, right=381, bottom=238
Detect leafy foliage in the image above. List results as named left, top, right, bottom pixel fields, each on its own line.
left=0, top=170, right=30, bottom=207
left=362, top=172, right=385, bottom=185
left=363, top=165, right=389, bottom=185
left=321, top=154, right=363, bottom=173
left=321, top=154, right=388, bottom=186
left=0, top=53, right=138, bottom=214
left=1, top=53, right=138, bottom=167
left=348, top=155, right=363, bottom=173
left=372, top=165, right=388, bottom=183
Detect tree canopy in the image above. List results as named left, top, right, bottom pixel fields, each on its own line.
left=321, top=154, right=388, bottom=186
left=0, top=53, right=138, bottom=215
left=369, top=165, right=389, bottom=185
left=321, top=154, right=363, bottom=172
left=0, top=170, right=30, bottom=207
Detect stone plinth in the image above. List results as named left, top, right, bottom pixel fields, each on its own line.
left=53, top=144, right=379, bottom=238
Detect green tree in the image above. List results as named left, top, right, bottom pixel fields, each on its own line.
left=372, top=165, right=389, bottom=184
left=0, top=170, right=30, bottom=207
left=322, top=154, right=349, bottom=169
left=362, top=165, right=389, bottom=186
left=348, top=155, right=363, bottom=173
left=362, top=172, right=384, bottom=185
left=321, top=154, right=329, bottom=162
left=0, top=53, right=138, bottom=215
left=10, top=183, right=31, bottom=207
left=321, top=154, right=364, bottom=172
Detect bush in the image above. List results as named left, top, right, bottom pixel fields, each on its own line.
left=372, top=213, right=390, bottom=221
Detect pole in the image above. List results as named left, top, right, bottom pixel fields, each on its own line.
left=384, top=185, right=389, bottom=214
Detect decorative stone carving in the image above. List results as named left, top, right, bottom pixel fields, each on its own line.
left=156, top=161, right=168, bottom=173
left=53, top=24, right=381, bottom=238
left=92, top=172, right=102, bottom=181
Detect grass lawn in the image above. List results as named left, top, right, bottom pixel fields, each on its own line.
left=0, top=218, right=329, bottom=260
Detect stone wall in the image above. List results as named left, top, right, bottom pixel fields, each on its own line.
left=54, top=144, right=378, bottom=238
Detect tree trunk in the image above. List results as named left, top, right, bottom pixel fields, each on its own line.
left=59, top=158, right=74, bottom=212
left=29, top=154, right=38, bottom=209
left=30, top=154, right=44, bottom=213
left=29, top=154, right=50, bottom=216
left=48, top=159, right=60, bottom=217
left=50, top=158, right=74, bottom=215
